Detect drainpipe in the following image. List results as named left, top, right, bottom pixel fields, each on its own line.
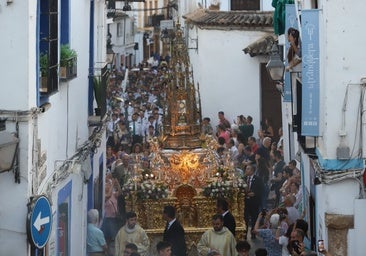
left=88, top=0, right=95, bottom=116
left=361, top=79, right=366, bottom=158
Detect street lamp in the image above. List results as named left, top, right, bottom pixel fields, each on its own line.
left=106, top=47, right=115, bottom=65
left=160, top=27, right=175, bottom=58
left=122, top=1, right=132, bottom=11
left=266, top=42, right=285, bottom=82
left=0, top=119, right=19, bottom=173
left=160, top=28, right=171, bottom=44
left=106, top=28, right=115, bottom=68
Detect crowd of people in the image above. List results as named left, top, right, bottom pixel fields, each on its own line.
left=86, top=58, right=333, bottom=256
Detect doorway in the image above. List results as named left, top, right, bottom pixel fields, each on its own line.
left=260, top=63, right=282, bottom=143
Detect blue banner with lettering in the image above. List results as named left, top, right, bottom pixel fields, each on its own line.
left=301, top=10, right=320, bottom=136
left=283, top=4, right=300, bottom=102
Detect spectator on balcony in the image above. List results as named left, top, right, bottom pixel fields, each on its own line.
left=286, top=27, right=302, bottom=72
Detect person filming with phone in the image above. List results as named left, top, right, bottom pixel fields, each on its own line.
left=288, top=228, right=318, bottom=256
left=317, top=240, right=333, bottom=256
left=252, top=209, right=282, bottom=256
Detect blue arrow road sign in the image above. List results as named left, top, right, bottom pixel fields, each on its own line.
left=29, top=195, right=52, bottom=249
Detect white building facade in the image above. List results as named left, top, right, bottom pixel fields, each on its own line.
left=185, top=0, right=366, bottom=254
left=288, top=1, right=366, bottom=255
left=0, top=0, right=109, bottom=255
left=184, top=5, right=280, bottom=141
left=1, top=0, right=366, bottom=255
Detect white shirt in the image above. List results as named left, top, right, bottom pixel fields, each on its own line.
left=279, top=236, right=290, bottom=256
left=129, top=120, right=144, bottom=137
left=167, top=218, right=176, bottom=230
left=229, top=145, right=239, bottom=160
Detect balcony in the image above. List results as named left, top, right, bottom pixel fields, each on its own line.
left=146, top=14, right=165, bottom=27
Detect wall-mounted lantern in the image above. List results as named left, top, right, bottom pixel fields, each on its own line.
left=266, top=42, right=285, bottom=82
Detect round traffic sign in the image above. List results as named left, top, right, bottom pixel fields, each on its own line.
left=27, top=195, right=53, bottom=249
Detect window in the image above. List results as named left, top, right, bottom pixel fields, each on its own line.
left=60, top=0, right=70, bottom=45
left=57, top=180, right=72, bottom=256
left=231, top=0, right=260, bottom=10
left=117, top=22, right=124, bottom=37
left=39, top=0, right=59, bottom=95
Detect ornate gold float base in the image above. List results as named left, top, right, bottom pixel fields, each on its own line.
left=126, top=191, right=246, bottom=255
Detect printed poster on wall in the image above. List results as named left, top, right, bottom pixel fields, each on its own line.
left=301, top=9, right=320, bottom=136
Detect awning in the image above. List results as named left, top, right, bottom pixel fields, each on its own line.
left=242, top=34, right=276, bottom=57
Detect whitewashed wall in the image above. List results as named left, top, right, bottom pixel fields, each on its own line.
left=280, top=1, right=366, bottom=255
left=315, top=1, right=366, bottom=253
left=0, top=1, right=36, bottom=255
left=194, top=0, right=275, bottom=11
left=0, top=1, right=35, bottom=109
left=188, top=28, right=268, bottom=131
left=316, top=0, right=366, bottom=160
left=0, top=0, right=102, bottom=255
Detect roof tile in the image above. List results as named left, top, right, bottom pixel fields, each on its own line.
left=243, top=34, right=276, bottom=57
left=183, top=9, right=273, bottom=28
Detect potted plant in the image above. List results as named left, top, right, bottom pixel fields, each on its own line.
left=93, top=76, right=103, bottom=116
left=60, top=44, right=77, bottom=79
left=40, top=52, right=48, bottom=92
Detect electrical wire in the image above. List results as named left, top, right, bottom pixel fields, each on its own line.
left=39, top=114, right=109, bottom=196
left=321, top=170, right=365, bottom=199
left=313, top=159, right=365, bottom=199
left=334, top=82, right=364, bottom=171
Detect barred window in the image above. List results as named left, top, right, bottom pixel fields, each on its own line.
left=39, top=0, right=59, bottom=95
left=231, top=0, right=260, bottom=10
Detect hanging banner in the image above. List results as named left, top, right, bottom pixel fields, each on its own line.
left=283, top=4, right=300, bottom=102
left=301, top=9, right=320, bottom=136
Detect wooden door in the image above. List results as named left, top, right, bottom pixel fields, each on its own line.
left=260, top=63, right=282, bottom=143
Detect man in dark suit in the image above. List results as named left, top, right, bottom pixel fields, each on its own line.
left=270, top=150, right=286, bottom=207
left=163, top=205, right=187, bottom=256
left=244, top=164, right=264, bottom=239
left=216, top=198, right=236, bottom=237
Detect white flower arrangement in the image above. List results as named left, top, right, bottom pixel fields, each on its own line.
left=122, top=180, right=169, bottom=200
left=237, top=178, right=248, bottom=192
left=202, top=181, right=234, bottom=199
